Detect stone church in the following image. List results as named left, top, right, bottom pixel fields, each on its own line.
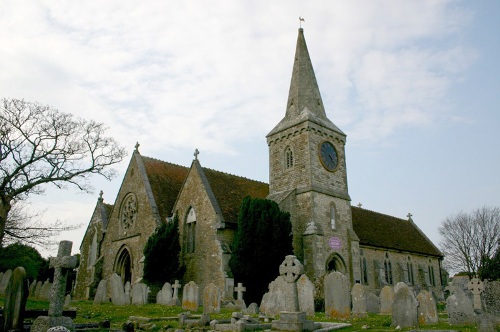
left=74, top=28, right=443, bottom=300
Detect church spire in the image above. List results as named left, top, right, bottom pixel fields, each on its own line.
left=286, top=28, right=327, bottom=121
left=268, top=28, right=343, bottom=137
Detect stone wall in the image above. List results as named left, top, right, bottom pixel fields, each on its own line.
left=174, top=162, right=228, bottom=294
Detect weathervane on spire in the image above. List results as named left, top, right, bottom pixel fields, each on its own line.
left=299, top=17, right=305, bottom=28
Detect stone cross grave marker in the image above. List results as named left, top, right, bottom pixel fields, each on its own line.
left=235, top=283, right=246, bottom=301
left=468, top=277, right=484, bottom=310
left=48, top=241, right=78, bottom=317
left=31, top=241, right=78, bottom=332
left=170, top=280, right=181, bottom=306
left=3, top=266, right=29, bottom=332
left=278, top=255, right=303, bottom=311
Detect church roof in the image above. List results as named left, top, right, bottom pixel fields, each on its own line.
left=351, top=206, right=443, bottom=257
left=142, top=156, right=189, bottom=222
left=141, top=155, right=268, bottom=224
left=202, top=167, right=269, bottom=224
left=267, top=28, right=344, bottom=137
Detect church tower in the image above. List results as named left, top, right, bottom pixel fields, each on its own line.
left=267, top=28, right=360, bottom=283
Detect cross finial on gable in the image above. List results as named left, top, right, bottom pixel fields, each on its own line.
left=98, top=190, right=103, bottom=201
left=357, top=203, right=363, bottom=208
left=194, top=148, right=200, bottom=160
left=407, top=213, right=413, bottom=221
left=135, top=142, right=140, bottom=152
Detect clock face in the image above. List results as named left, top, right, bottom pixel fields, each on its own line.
left=319, top=141, right=338, bottom=171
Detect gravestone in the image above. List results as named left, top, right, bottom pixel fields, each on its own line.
left=245, top=303, right=260, bottom=315
left=468, top=277, right=485, bottom=310
left=393, top=282, right=406, bottom=296
left=34, top=280, right=43, bottom=299
left=483, top=280, right=500, bottom=317
left=324, top=271, right=350, bottom=319
left=366, top=292, right=380, bottom=313
left=0, top=269, right=12, bottom=295
left=446, top=286, right=476, bottom=325
left=391, top=283, right=418, bottom=328
left=39, top=279, right=52, bottom=300
left=124, top=281, right=131, bottom=302
left=235, top=282, right=246, bottom=309
left=351, top=284, right=367, bottom=317
left=3, top=266, right=29, bottom=332
left=182, top=281, right=199, bottom=311
left=169, top=280, right=181, bottom=306
left=64, top=294, right=71, bottom=307
left=203, top=283, right=221, bottom=314
left=110, top=273, right=129, bottom=305
left=379, top=286, right=395, bottom=315
left=297, top=274, right=315, bottom=317
left=131, top=283, right=148, bottom=305
left=416, top=290, right=438, bottom=325
left=224, top=278, right=235, bottom=300
left=29, top=279, right=37, bottom=297
left=156, top=282, right=172, bottom=305
left=31, top=241, right=78, bottom=332
left=261, top=255, right=305, bottom=317
left=93, top=279, right=108, bottom=304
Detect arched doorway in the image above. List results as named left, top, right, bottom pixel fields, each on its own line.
left=114, top=246, right=132, bottom=286
left=326, top=253, right=347, bottom=274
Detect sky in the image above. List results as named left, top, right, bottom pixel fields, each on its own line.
left=1, top=0, right=499, bottom=260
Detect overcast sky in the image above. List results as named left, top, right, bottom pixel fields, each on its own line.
left=1, top=0, right=499, bottom=260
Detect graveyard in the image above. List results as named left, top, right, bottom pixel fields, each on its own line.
left=1, top=253, right=499, bottom=332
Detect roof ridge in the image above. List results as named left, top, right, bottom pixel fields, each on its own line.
left=141, top=155, right=189, bottom=169
left=351, top=205, right=407, bottom=222
left=201, top=165, right=268, bottom=185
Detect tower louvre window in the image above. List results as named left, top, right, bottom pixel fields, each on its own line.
left=330, top=205, right=336, bottom=229
left=285, top=147, right=294, bottom=169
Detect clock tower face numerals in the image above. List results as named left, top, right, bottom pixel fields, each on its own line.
left=319, top=141, right=338, bottom=171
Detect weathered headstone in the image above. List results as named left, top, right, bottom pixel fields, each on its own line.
left=29, top=278, right=37, bottom=297
left=34, top=280, right=43, bottom=299
left=3, top=266, right=29, bottom=332
left=182, top=281, right=199, bottom=311
left=169, top=280, right=181, bottom=306
left=391, top=283, right=418, bottom=328
left=297, top=274, right=315, bottom=317
left=416, top=290, right=438, bottom=325
left=124, top=281, right=131, bottom=302
left=0, top=269, right=12, bottom=295
left=110, top=273, right=129, bottom=305
left=31, top=241, right=78, bottom=332
left=260, top=255, right=304, bottom=317
left=156, top=282, right=172, bottom=305
left=93, top=279, right=108, bottom=304
left=39, top=279, right=52, bottom=300
left=131, top=283, right=148, bottom=305
left=446, top=286, right=476, bottom=325
left=366, top=292, right=380, bottom=313
left=483, top=280, right=500, bottom=317
left=324, top=271, right=350, bottom=319
left=468, top=277, right=485, bottom=310
left=245, top=303, right=260, bottom=315
left=393, top=281, right=406, bottom=296
left=351, top=283, right=367, bottom=317
left=64, top=294, right=71, bottom=307
left=223, top=278, right=235, bottom=300
left=203, top=283, right=221, bottom=314
left=235, top=282, right=246, bottom=309
left=379, top=286, right=395, bottom=315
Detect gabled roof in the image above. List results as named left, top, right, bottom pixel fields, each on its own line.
left=141, top=156, right=268, bottom=224
left=351, top=206, right=443, bottom=257
left=141, top=156, right=189, bottom=222
left=202, top=167, right=269, bottom=223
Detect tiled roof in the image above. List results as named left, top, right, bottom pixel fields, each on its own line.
left=203, top=168, right=269, bottom=223
left=351, top=206, right=443, bottom=257
left=142, top=156, right=189, bottom=222
left=141, top=156, right=268, bottom=224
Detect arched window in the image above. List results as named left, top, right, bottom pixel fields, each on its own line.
left=428, top=259, right=435, bottom=286
left=360, top=250, right=368, bottom=285
left=407, top=256, right=415, bottom=285
left=384, top=252, right=393, bottom=284
left=285, top=147, right=294, bottom=169
left=330, top=205, right=336, bottom=230
left=185, top=207, right=196, bottom=254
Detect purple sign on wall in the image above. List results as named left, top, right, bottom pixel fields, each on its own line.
left=329, top=237, right=342, bottom=250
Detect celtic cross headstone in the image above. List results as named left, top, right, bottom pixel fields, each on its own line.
left=468, top=277, right=484, bottom=310
left=279, top=255, right=304, bottom=311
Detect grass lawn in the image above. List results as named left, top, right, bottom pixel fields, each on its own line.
left=0, top=297, right=486, bottom=331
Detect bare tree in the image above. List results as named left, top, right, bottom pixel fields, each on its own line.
left=4, top=200, right=81, bottom=248
left=0, top=98, right=126, bottom=247
left=439, top=206, right=500, bottom=277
